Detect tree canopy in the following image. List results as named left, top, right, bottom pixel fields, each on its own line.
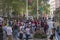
left=2, top=0, right=50, bottom=17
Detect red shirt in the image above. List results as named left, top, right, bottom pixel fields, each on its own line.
left=17, top=21, right=21, bottom=27
left=33, top=20, right=37, bottom=26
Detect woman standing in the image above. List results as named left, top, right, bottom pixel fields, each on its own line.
left=25, top=26, right=31, bottom=40
left=6, top=25, right=13, bottom=40
left=19, top=22, right=24, bottom=40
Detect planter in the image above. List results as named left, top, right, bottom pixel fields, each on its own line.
left=34, top=33, right=47, bottom=39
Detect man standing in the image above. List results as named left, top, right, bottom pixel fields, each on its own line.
left=0, top=16, right=3, bottom=40
left=47, top=18, right=54, bottom=40
left=6, top=25, right=13, bottom=40
left=18, top=22, right=25, bottom=40
left=0, top=25, right=3, bottom=40
left=13, top=22, right=18, bottom=39
left=25, top=26, right=31, bottom=40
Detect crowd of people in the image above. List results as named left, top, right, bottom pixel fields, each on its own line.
left=0, top=17, right=55, bottom=40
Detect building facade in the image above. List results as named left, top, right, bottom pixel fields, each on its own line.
left=55, top=0, right=60, bottom=8
left=49, top=0, right=60, bottom=18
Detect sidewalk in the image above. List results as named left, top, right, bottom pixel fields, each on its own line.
left=16, top=38, right=47, bottom=40
left=33, top=38, right=47, bottom=40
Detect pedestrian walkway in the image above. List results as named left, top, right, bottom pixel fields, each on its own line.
left=16, top=38, right=46, bottom=40
left=55, top=31, right=60, bottom=40
left=4, top=38, right=46, bottom=40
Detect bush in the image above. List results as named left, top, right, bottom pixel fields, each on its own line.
left=34, top=33, right=47, bottom=39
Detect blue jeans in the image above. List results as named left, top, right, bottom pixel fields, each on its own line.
left=13, top=30, right=18, bottom=38
left=26, top=34, right=30, bottom=40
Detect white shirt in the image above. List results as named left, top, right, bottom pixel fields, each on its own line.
left=3, top=26, right=7, bottom=31
left=19, top=26, right=24, bottom=33
left=47, top=20, right=54, bottom=37
left=47, top=20, right=54, bottom=29
left=0, top=17, right=3, bottom=22
left=6, top=27, right=12, bottom=35
left=25, top=28, right=30, bottom=34
left=0, top=17, right=3, bottom=25
left=32, top=23, right=35, bottom=26
left=29, top=22, right=31, bottom=25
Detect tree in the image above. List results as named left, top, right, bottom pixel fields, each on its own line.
left=2, top=0, right=50, bottom=18
left=39, top=0, right=50, bottom=14
left=2, top=0, right=26, bottom=17
left=2, top=0, right=12, bottom=17
left=54, top=7, right=60, bottom=23
left=28, top=0, right=50, bottom=17
left=12, top=0, right=26, bottom=16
